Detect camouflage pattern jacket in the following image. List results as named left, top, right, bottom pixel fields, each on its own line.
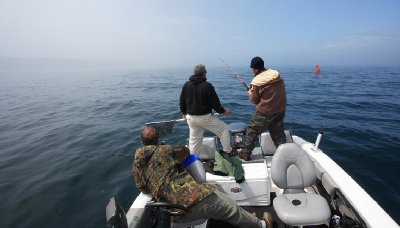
left=133, top=145, right=214, bottom=208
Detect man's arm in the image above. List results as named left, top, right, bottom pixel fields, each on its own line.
left=248, top=85, right=261, bottom=104
left=207, top=84, right=225, bottom=114
left=132, top=165, right=150, bottom=194
left=179, top=86, right=187, bottom=115
left=170, top=145, right=190, bottom=165
left=132, top=149, right=150, bottom=194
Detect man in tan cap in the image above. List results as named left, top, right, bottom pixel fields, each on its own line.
left=179, top=64, right=237, bottom=156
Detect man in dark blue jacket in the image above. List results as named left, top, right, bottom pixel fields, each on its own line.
left=179, top=64, right=236, bottom=156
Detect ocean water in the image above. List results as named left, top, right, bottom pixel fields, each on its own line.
left=0, top=66, right=399, bottom=227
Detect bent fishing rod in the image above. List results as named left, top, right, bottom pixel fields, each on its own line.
left=219, top=58, right=249, bottom=90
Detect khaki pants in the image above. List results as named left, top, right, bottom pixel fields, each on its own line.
left=175, top=191, right=261, bottom=228
left=186, top=114, right=232, bottom=154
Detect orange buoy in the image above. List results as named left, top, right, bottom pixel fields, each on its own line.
left=314, top=64, right=320, bottom=74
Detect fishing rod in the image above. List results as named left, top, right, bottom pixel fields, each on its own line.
left=219, top=58, right=249, bottom=90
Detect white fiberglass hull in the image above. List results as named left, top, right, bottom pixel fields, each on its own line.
left=123, top=135, right=398, bottom=228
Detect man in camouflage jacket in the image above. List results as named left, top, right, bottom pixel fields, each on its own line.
left=133, top=127, right=271, bottom=228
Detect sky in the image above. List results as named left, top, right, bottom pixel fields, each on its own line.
left=1, top=0, right=400, bottom=69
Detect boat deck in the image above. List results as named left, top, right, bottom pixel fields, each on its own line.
left=122, top=136, right=399, bottom=228
left=203, top=148, right=329, bottom=228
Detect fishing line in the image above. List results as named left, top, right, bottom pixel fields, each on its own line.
left=219, top=58, right=249, bottom=90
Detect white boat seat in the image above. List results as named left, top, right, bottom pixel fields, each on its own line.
left=259, top=129, right=293, bottom=156
left=271, top=143, right=331, bottom=226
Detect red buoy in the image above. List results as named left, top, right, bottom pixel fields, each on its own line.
left=314, top=64, right=320, bottom=74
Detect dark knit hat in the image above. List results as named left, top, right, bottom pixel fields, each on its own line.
left=250, top=56, right=264, bottom=69
left=194, top=64, right=207, bottom=75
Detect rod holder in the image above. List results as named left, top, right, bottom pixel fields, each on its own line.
left=313, top=131, right=324, bottom=151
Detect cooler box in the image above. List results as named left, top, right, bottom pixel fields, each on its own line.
left=206, top=161, right=270, bottom=206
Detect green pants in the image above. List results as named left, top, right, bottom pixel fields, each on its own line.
left=175, top=191, right=261, bottom=228
left=242, top=110, right=286, bottom=156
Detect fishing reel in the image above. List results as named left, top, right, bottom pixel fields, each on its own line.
left=228, top=122, right=247, bottom=149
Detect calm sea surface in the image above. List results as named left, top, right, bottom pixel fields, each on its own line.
left=0, top=66, right=399, bottom=227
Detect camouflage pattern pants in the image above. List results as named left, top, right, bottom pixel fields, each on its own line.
left=175, top=190, right=262, bottom=228
left=242, top=110, right=286, bottom=156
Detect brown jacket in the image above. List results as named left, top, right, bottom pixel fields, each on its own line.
left=249, top=69, right=287, bottom=116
